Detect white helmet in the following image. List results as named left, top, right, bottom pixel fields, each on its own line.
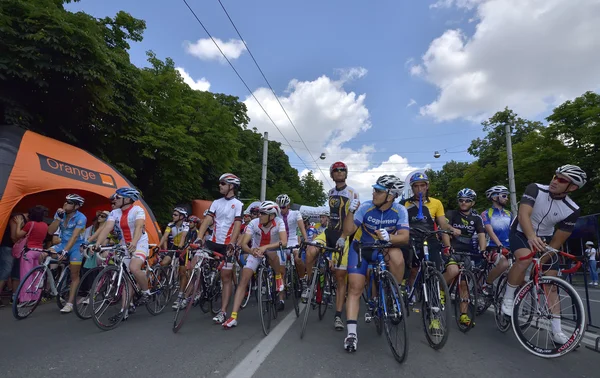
left=219, top=173, right=241, bottom=187
left=259, top=200, right=280, bottom=216
left=173, top=207, right=188, bottom=217
left=485, top=185, right=509, bottom=200
left=457, top=188, right=477, bottom=200
left=276, top=194, right=291, bottom=208
left=373, top=175, right=404, bottom=197
left=555, top=164, right=587, bottom=188
left=319, top=209, right=330, bottom=217
left=66, top=194, right=84, bottom=206
left=586, top=241, right=594, bottom=246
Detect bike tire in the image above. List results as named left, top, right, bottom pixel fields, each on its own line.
left=74, top=267, right=103, bottom=320
left=258, top=266, right=272, bottom=336
left=210, top=271, right=223, bottom=315
left=382, top=271, right=408, bottom=363
left=12, top=266, right=46, bottom=320
left=173, top=271, right=200, bottom=333
left=453, top=269, right=477, bottom=333
left=56, top=266, right=71, bottom=310
left=494, top=273, right=511, bottom=333
left=291, top=267, right=300, bottom=318
left=422, top=267, right=450, bottom=350
left=318, top=270, right=332, bottom=320
left=146, top=266, right=169, bottom=315
left=511, top=276, right=585, bottom=358
left=91, top=265, right=130, bottom=331
left=300, top=270, right=319, bottom=339
left=474, top=267, right=493, bottom=316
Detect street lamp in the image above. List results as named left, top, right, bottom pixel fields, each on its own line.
left=433, top=151, right=441, bottom=158
left=320, top=153, right=326, bottom=160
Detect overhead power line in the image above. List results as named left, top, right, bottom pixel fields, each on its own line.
left=215, top=0, right=333, bottom=188
left=181, top=0, right=329, bottom=186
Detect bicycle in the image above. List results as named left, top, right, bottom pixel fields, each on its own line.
left=472, top=246, right=509, bottom=316
left=12, top=248, right=71, bottom=320
left=284, top=244, right=303, bottom=318
left=505, top=245, right=585, bottom=358
left=256, top=246, right=285, bottom=336
left=172, top=245, right=225, bottom=333
left=74, top=245, right=116, bottom=320
left=404, top=226, right=452, bottom=349
left=445, top=251, right=479, bottom=333
left=357, top=241, right=408, bottom=363
left=300, top=241, right=339, bottom=339
left=89, top=245, right=169, bottom=331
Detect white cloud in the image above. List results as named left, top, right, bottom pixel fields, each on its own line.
left=176, top=67, right=211, bottom=91
left=334, top=67, right=368, bottom=82
left=244, top=71, right=424, bottom=200
left=407, top=99, right=417, bottom=107
left=414, top=0, right=600, bottom=122
left=184, top=38, right=246, bottom=62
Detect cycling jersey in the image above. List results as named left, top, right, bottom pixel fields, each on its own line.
left=281, top=210, right=303, bottom=246
left=347, top=201, right=409, bottom=276
left=50, top=210, right=87, bottom=264
left=243, top=217, right=286, bottom=272
left=207, top=197, right=243, bottom=244
left=306, top=222, right=326, bottom=242
left=481, top=207, right=512, bottom=247
left=108, top=205, right=149, bottom=260
left=511, top=183, right=580, bottom=237
left=328, top=185, right=359, bottom=233
left=164, top=221, right=190, bottom=248
left=403, top=196, right=445, bottom=230
left=445, top=210, right=484, bottom=252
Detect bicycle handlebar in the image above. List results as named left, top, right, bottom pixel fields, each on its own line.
left=356, top=241, right=394, bottom=268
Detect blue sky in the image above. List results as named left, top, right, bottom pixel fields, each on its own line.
left=66, top=0, right=600, bottom=199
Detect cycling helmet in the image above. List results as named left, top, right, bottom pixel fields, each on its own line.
left=457, top=188, right=477, bottom=200
left=173, top=207, right=188, bottom=217
left=188, top=215, right=200, bottom=224
left=319, top=209, right=330, bottom=217
left=409, top=172, right=429, bottom=185
left=585, top=241, right=594, bottom=246
left=485, top=185, right=509, bottom=200
left=258, top=200, right=280, bottom=216
left=65, top=194, right=84, bottom=206
left=330, top=161, right=348, bottom=177
left=219, top=173, right=241, bottom=187
left=115, top=187, right=141, bottom=201
left=373, top=175, right=404, bottom=197
left=555, top=164, right=587, bottom=188
left=276, top=194, right=291, bottom=208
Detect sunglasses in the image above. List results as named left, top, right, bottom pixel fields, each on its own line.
left=332, top=168, right=347, bottom=173
left=65, top=200, right=76, bottom=205
left=219, top=182, right=229, bottom=186
left=172, top=213, right=181, bottom=217
left=458, top=199, right=473, bottom=204
left=373, top=188, right=386, bottom=194
left=553, top=175, right=572, bottom=184
left=259, top=211, right=270, bottom=216
left=98, top=214, right=108, bottom=218
left=497, top=194, right=508, bottom=199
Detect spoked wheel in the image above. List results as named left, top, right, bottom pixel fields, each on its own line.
left=422, top=267, right=450, bottom=350
left=75, top=267, right=103, bottom=320
left=453, top=269, right=477, bottom=333
left=494, top=273, right=511, bottom=333
left=318, top=270, right=333, bottom=320
left=210, top=271, right=223, bottom=315
left=474, top=268, right=493, bottom=316
left=91, top=266, right=129, bottom=331
left=56, top=266, right=71, bottom=310
left=511, top=276, right=585, bottom=358
left=289, top=267, right=300, bottom=318
left=300, top=270, right=319, bottom=339
left=258, top=266, right=273, bottom=336
left=146, top=266, right=170, bottom=315
left=382, top=271, right=408, bottom=364
left=12, top=266, right=47, bottom=320
left=173, top=271, right=200, bottom=333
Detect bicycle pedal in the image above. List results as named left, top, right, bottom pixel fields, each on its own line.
left=364, top=313, right=372, bottom=323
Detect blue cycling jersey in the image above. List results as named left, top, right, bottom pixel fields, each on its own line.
left=353, top=201, right=410, bottom=243
left=54, top=210, right=87, bottom=250
left=481, top=207, right=512, bottom=247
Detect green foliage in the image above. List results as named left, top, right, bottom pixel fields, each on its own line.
left=0, top=0, right=326, bottom=224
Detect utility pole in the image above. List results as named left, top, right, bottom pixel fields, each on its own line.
left=260, top=132, right=268, bottom=202
left=505, top=122, right=518, bottom=213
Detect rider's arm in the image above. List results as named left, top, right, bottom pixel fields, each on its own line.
left=47, top=217, right=60, bottom=235
left=517, top=203, right=537, bottom=240
left=196, top=215, right=214, bottom=241
left=342, top=205, right=360, bottom=239
left=441, top=233, right=451, bottom=248
left=95, top=220, right=116, bottom=246
left=548, top=230, right=571, bottom=250
left=549, top=208, right=580, bottom=250
left=87, top=222, right=107, bottom=243
left=159, top=227, right=170, bottom=249
left=297, top=212, right=308, bottom=241
left=230, top=220, right=241, bottom=247
left=484, top=224, right=502, bottom=246
left=278, top=229, right=288, bottom=249
left=241, top=233, right=253, bottom=254
left=390, top=229, right=409, bottom=245
left=436, top=215, right=456, bottom=233
left=475, top=216, right=487, bottom=251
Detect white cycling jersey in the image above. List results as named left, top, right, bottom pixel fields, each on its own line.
left=244, top=217, right=286, bottom=249
left=281, top=209, right=303, bottom=246
left=108, top=205, right=149, bottom=259
left=207, top=197, right=243, bottom=244
left=511, top=183, right=580, bottom=237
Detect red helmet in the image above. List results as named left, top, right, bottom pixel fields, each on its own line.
left=330, top=161, right=348, bottom=178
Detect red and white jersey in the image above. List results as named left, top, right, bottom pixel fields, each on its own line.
left=281, top=210, right=303, bottom=244
left=108, top=205, right=148, bottom=245
left=207, top=197, right=243, bottom=244
left=244, top=217, right=286, bottom=249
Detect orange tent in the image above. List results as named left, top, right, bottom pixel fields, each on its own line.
left=0, top=126, right=160, bottom=244
left=191, top=200, right=213, bottom=219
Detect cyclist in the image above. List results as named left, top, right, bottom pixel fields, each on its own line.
left=441, top=188, right=487, bottom=327
left=480, top=185, right=512, bottom=296
left=305, top=161, right=359, bottom=331
left=94, top=187, right=152, bottom=310
left=501, top=165, right=586, bottom=344
left=159, top=207, right=190, bottom=266
left=46, top=194, right=87, bottom=314
left=341, top=175, right=409, bottom=352
left=222, top=201, right=287, bottom=329
left=195, top=173, right=243, bottom=324
left=186, top=216, right=201, bottom=245
left=276, top=194, right=307, bottom=311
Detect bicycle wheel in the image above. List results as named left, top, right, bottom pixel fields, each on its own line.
left=512, top=276, right=585, bottom=358
left=75, top=267, right=103, bottom=320
left=318, top=270, right=332, bottom=320
left=258, top=266, right=273, bottom=336
left=494, top=273, right=511, bottom=333
left=173, top=270, right=200, bottom=333
left=210, top=271, right=223, bottom=315
left=453, top=269, right=477, bottom=333
left=382, top=271, right=408, bottom=363
left=422, top=267, right=450, bottom=349
left=146, top=266, right=169, bottom=315
left=12, top=266, right=47, bottom=320
left=474, top=267, right=493, bottom=316
left=56, top=266, right=71, bottom=310
left=91, top=265, right=130, bottom=331
left=290, top=266, right=300, bottom=318
left=300, top=269, right=319, bottom=339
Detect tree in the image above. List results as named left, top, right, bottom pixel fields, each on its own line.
left=298, top=171, right=327, bottom=206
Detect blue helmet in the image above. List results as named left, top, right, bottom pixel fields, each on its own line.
left=115, top=187, right=141, bottom=201
left=409, top=172, right=429, bottom=185
left=457, top=188, right=477, bottom=200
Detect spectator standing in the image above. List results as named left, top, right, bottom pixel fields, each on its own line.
left=585, top=241, right=598, bottom=286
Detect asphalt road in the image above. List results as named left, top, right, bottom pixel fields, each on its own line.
left=1, top=288, right=599, bottom=378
